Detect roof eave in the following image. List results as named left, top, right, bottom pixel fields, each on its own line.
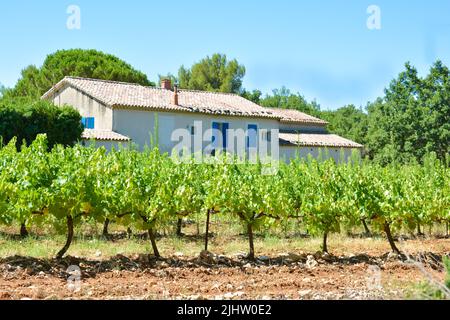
left=111, top=104, right=282, bottom=120
left=281, top=142, right=363, bottom=148
left=280, top=119, right=329, bottom=126
left=82, top=138, right=131, bottom=142
left=41, top=78, right=68, bottom=100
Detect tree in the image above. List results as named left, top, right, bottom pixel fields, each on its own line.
left=320, top=105, right=369, bottom=146
left=240, top=89, right=262, bottom=104
left=6, top=49, right=154, bottom=99
left=366, top=61, right=449, bottom=164
left=421, top=61, right=450, bottom=161
left=178, top=54, right=245, bottom=93
left=259, top=87, right=321, bottom=116
left=0, top=98, right=83, bottom=149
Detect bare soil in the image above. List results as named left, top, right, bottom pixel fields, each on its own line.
left=0, top=238, right=448, bottom=300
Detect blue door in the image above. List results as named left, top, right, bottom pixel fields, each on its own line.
left=212, top=122, right=229, bottom=155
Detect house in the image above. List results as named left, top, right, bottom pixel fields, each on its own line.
left=42, top=77, right=363, bottom=162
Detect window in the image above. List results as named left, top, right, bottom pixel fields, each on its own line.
left=81, top=117, right=95, bottom=129
left=247, top=124, right=258, bottom=149
left=212, top=122, right=229, bottom=155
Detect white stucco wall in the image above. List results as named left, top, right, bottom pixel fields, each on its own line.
left=113, top=109, right=280, bottom=158
left=280, top=146, right=359, bottom=163
left=51, top=85, right=113, bottom=130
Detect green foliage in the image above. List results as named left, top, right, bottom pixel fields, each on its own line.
left=240, top=89, right=263, bottom=104
left=178, top=53, right=245, bottom=93
left=258, top=87, right=322, bottom=116
left=320, top=105, right=368, bottom=146
left=444, top=256, right=450, bottom=289
left=0, top=135, right=448, bottom=259
left=6, top=49, right=154, bottom=99
left=366, top=61, right=450, bottom=164
left=0, top=98, right=83, bottom=149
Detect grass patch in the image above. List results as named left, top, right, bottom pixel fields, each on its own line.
left=0, top=220, right=448, bottom=260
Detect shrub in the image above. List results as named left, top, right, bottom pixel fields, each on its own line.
left=0, top=98, right=83, bottom=149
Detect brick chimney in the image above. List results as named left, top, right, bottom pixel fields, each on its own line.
left=173, top=84, right=179, bottom=106
left=161, top=79, right=172, bottom=90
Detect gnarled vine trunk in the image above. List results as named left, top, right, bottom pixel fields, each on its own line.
left=20, top=223, right=29, bottom=238
left=102, top=218, right=110, bottom=237
left=148, top=228, right=160, bottom=258
left=56, top=215, right=74, bottom=259
left=322, top=230, right=329, bottom=253
left=247, top=224, right=255, bottom=260
left=417, top=223, right=424, bottom=236
left=204, top=210, right=211, bottom=251
left=361, top=219, right=371, bottom=236
left=384, top=222, right=401, bottom=255
left=176, top=218, right=183, bottom=237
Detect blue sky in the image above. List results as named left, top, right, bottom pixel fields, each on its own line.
left=1, top=0, right=450, bottom=110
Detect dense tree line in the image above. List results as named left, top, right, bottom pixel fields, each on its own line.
left=366, top=62, right=450, bottom=164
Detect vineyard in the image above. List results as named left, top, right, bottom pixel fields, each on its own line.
left=0, top=134, right=448, bottom=262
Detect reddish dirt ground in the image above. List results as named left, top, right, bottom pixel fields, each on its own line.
left=0, top=248, right=448, bottom=300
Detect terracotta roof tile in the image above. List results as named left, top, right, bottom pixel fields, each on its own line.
left=81, top=129, right=131, bottom=142
left=43, top=77, right=279, bottom=120
left=265, top=107, right=328, bottom=125
left=279, top=133, right=363, bottom=148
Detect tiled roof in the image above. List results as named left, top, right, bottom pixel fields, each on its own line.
left=42, top=77, right=279, bottom=120
left=265, top=107, right=328, bottom=125
left=81, top=129, right=131, bottom=142
left=279, top=133, right=363, bottom=148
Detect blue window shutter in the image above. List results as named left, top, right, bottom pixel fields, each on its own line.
left=222, top=123, right=229, bottom=149
left=81, top=117, right=94, bottom=129
left=212, top=122, right=220, bottom=155
left=212, top=122, right=220, bottom=148
left=87, top=117, right=95, bottom=129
